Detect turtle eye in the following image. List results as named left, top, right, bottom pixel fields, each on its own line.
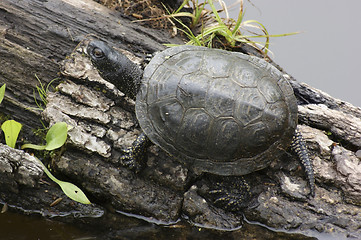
left=92, top=47, right=104, bottom=58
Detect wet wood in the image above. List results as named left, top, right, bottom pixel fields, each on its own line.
left=0, top=0, right=360, bottom=238
left=0, top=0, right=183, bottom=226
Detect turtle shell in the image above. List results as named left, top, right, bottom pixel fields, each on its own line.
left=136, top=45, right=298, bottom=176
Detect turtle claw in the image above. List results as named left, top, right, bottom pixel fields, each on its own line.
left=120, top=147, right=144, bottom=173
left=203, top=176, right=251, bottom=212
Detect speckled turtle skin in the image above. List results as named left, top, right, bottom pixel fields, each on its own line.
left=87, top=40, right=315, bottom=197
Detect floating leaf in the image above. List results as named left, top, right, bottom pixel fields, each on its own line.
left=35, top=157, right=91, bottom=204
left=1, top=120, right=22, bottom=148
left=22, top=122, right=68, bottom=150
left=0, top=84, right=5, bottom=104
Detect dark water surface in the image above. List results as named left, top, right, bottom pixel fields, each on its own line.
left=224, top=0, right=361, bottom=107
left=0, top=204, right=348, bottom=240
left=1, top=208, right=341, bottom=240
left=1, top=1, right=358, bottom=239
left=0, top=211, right=96, bottom=240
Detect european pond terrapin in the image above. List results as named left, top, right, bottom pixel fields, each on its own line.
left=86, top=40, right=315, bottom=204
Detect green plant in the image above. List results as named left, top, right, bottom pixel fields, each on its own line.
left=22, top=123, right=90, bottom=204
left=0, top=84, right=90, bottom=204
left=33, top=74, right=58, bottom=111
left=0, top=84, right=5, bottom=104
left=165, top=0, right=299, bottom=53
left=171, top=0, right=208, bottom=29
left=1, top=120, right=22, bottom=148
left=34, top=156, right=91, bottom=204
left=22, top=122, right=68, bottom=150
left=0, top=84, right=23, bottom=148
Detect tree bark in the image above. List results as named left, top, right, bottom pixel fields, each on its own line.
left=1, top=0, right=360, bottom=239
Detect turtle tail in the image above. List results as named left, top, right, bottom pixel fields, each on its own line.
left=290, top=129, right=315, bottom=197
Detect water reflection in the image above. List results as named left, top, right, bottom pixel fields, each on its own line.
left=1, top=209, right=322, bottom=240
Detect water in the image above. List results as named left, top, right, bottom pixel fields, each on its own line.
left=0, top=211, right=97, bottom=240
left=223, top=0, right=361, bottom=107
left=1, top=208, right=348, bottom=239
left=0, top=209, right=322, bottom=240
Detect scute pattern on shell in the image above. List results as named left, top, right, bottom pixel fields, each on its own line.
left=136, top=46, right=298, bottom=176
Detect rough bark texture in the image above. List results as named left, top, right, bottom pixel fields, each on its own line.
left=0, top=0, right=360, bottom=239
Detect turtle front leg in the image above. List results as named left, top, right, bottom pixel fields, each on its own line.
left=120, top=132, right=151, bottom=173
left=290, top=129, right=315, bottom=196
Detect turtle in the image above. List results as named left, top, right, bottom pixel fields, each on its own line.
left=86, top=40, right=315, bottom=206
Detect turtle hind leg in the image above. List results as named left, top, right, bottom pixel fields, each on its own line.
left=290, top=129, right=315, bottom=197
left=120, top=132, right=151, bottom=173
left=200, top=175, right=252, bottom=212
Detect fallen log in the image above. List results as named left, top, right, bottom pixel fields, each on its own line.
left=0, top=0, right=360, bottom=239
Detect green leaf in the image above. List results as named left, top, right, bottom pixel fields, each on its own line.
left=22, top=122, right=68, bottom=150
left=173, top=0, right=190, bottom=14
left=45, top=122, right=68, bottom=150
left=208, top=0, right=224, bottom=26
left=231, top=4, right=244, bottom=35
left=35, top=157, right=91, bottom=204
left=1, top=120, right=22, bottom=148
left=0, top=84, right=5, bottom=104
left=57, top=181, right=91, bottom=205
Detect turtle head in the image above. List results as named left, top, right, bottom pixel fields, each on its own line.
left=87, top=40, right=119, bottom=73
left=87, top=40, right=142, bottom=99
